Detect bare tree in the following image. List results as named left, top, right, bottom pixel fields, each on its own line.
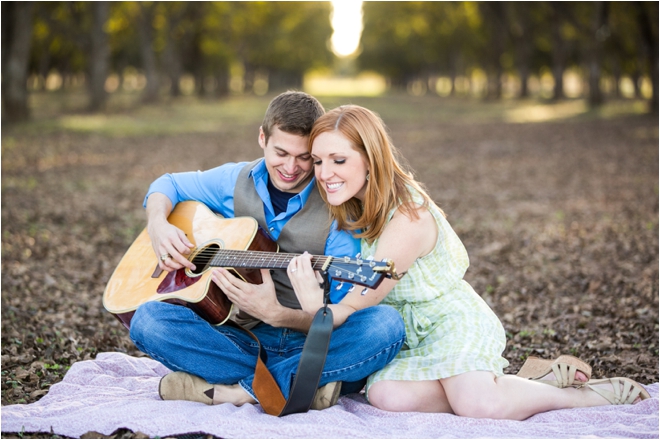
left=2, top=2, right=35, bottom=123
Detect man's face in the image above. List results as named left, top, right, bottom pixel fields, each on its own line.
left=259, top=126, right=314, bottom=193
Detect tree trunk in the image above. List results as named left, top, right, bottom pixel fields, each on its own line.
left=505, top=2, right=531, bottom=99
left=449, top=61, right=457, bottom=97
left=587, top=1, right=607, bottom=107
left=214, top=69, right=229, bottom=98
left=550, top=3, right=565, bottom=100
left=631, top=69, right=642, bottom=98
left=635, top=1, right=659, bottom=113
left=137, top=3, right=160, bottom=103
left=88, top=1, right=110, bottom=111
left=1, top=2, right=34, bottom=123
left=162, top=6, right=187, bottom=98
left=484, top=2, right=506, bottom=99
left=611, top=61, right=621, bottom=99
left=162, top=41, right=182, bottom=97
left=269, top=69, right=303, bottom=92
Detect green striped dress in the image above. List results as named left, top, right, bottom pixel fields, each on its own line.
left=363, top=191, right=509, bottom=395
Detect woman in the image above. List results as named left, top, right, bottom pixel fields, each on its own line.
left=287, top=105, right=650, bottom=419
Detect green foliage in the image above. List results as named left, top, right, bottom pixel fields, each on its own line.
left=28, top=1, right=334, bottom=93
left=16, top=1, right=660, bottom=106
left=359, top=1, right=658, bottom=93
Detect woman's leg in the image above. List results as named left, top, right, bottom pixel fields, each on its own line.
left=368, top=380, right=453, bottom=413
left=369, top=370, right=643, bottom=418
left=441, top=371, right=643, bottom=420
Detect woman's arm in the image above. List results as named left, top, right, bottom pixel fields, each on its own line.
left=288, top=204, right=438, bottom=327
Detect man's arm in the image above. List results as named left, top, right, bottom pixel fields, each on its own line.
left=143, top=163, right=244, bottom=271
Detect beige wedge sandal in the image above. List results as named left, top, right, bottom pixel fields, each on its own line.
left=585, top=377, right=651, bottom=405
left=517, top=355, right=592, bottom=388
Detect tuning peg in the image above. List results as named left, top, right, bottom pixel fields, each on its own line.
left=335, top=282, right=344, bottom=290
left=355, top=252, right=361, bottom=259
left=361, top=287, right=368, bottom=296
left=347, top=284, right=355, bottom=293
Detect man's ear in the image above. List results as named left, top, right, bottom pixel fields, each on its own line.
left=258, top=126, right=267, bottom=151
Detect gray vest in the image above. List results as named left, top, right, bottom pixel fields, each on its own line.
left=233, top=159, right=331, bottom=320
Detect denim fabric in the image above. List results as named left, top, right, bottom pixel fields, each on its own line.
left=129, top=301, right=406, bottom=401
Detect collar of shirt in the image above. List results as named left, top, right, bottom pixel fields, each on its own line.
left=248, top=159, right=316, bottom=235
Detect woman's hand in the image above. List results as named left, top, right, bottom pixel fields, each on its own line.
left=287, top=252, right=325, bottom=313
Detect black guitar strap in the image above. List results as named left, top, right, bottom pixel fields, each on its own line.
left=279, top=272, right=334, bottom=415
left=234, top=270, right=335, bottom=416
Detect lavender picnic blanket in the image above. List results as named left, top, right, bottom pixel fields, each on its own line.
left=2, top=352, right=658, bottom=439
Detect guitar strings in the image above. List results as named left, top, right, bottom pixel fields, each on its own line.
left=166, top=247, right=379, bottom=284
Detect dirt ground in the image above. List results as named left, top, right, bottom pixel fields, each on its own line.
left=1, top=94, right=658, bottom=438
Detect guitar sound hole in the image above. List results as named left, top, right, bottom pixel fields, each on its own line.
left=190, top=244, right=219, bottom=275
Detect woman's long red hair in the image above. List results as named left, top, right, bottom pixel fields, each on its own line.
left=309, top=105, right=440, bottom=243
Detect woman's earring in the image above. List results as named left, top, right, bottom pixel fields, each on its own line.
left=366, top=172, right=370, bottom=181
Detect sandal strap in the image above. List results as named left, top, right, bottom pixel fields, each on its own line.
left=551, top=363, right=579, bottom=388
left=587, top=378, right=644, bottom=405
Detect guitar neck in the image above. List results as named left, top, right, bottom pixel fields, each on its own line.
left=207, top=249, right=331, bottom=271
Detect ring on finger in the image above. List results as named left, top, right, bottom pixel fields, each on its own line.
left=160, top=253, right=172, bottom=262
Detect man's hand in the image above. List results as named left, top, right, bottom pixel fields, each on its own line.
left=145, top=192, right=195, bottom=272
left=148, top=219, right=196, bottom=272
left=211, top=268, right=284, bottom=324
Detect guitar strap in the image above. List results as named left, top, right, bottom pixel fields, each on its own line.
left=230, top=271, right=335, bottom=416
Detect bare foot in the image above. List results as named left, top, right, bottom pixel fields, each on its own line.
left=212, top=383, right=257, bottom=406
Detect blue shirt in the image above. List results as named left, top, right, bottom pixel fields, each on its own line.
left=144, top=159, right=359, bottom=303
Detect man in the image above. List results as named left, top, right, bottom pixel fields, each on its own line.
left=129, top=91, right=405, bottom=410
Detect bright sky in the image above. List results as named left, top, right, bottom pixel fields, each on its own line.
left=330, top=0, right=364, bottom=57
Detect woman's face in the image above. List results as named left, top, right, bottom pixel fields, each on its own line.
left=311, top=131, right=370, bottom=205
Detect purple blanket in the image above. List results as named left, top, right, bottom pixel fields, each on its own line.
left=2, top=352, right=658, bottom=439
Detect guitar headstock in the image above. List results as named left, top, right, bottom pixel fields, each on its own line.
left=324, top=256, right=406, bottom=290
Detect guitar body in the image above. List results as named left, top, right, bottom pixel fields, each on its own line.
left=103, top=201, right=277, bottom=329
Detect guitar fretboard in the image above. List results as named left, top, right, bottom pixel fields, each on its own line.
left=206, top=249, right=331, bottom=271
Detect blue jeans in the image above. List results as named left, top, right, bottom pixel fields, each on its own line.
left=129, top=301, right=405, bottom=401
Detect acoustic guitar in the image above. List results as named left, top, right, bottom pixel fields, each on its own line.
left=103, top=201, right=400, bottom=329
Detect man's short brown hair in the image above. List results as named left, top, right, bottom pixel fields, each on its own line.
left=261, top=91, right=325, bottom=144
